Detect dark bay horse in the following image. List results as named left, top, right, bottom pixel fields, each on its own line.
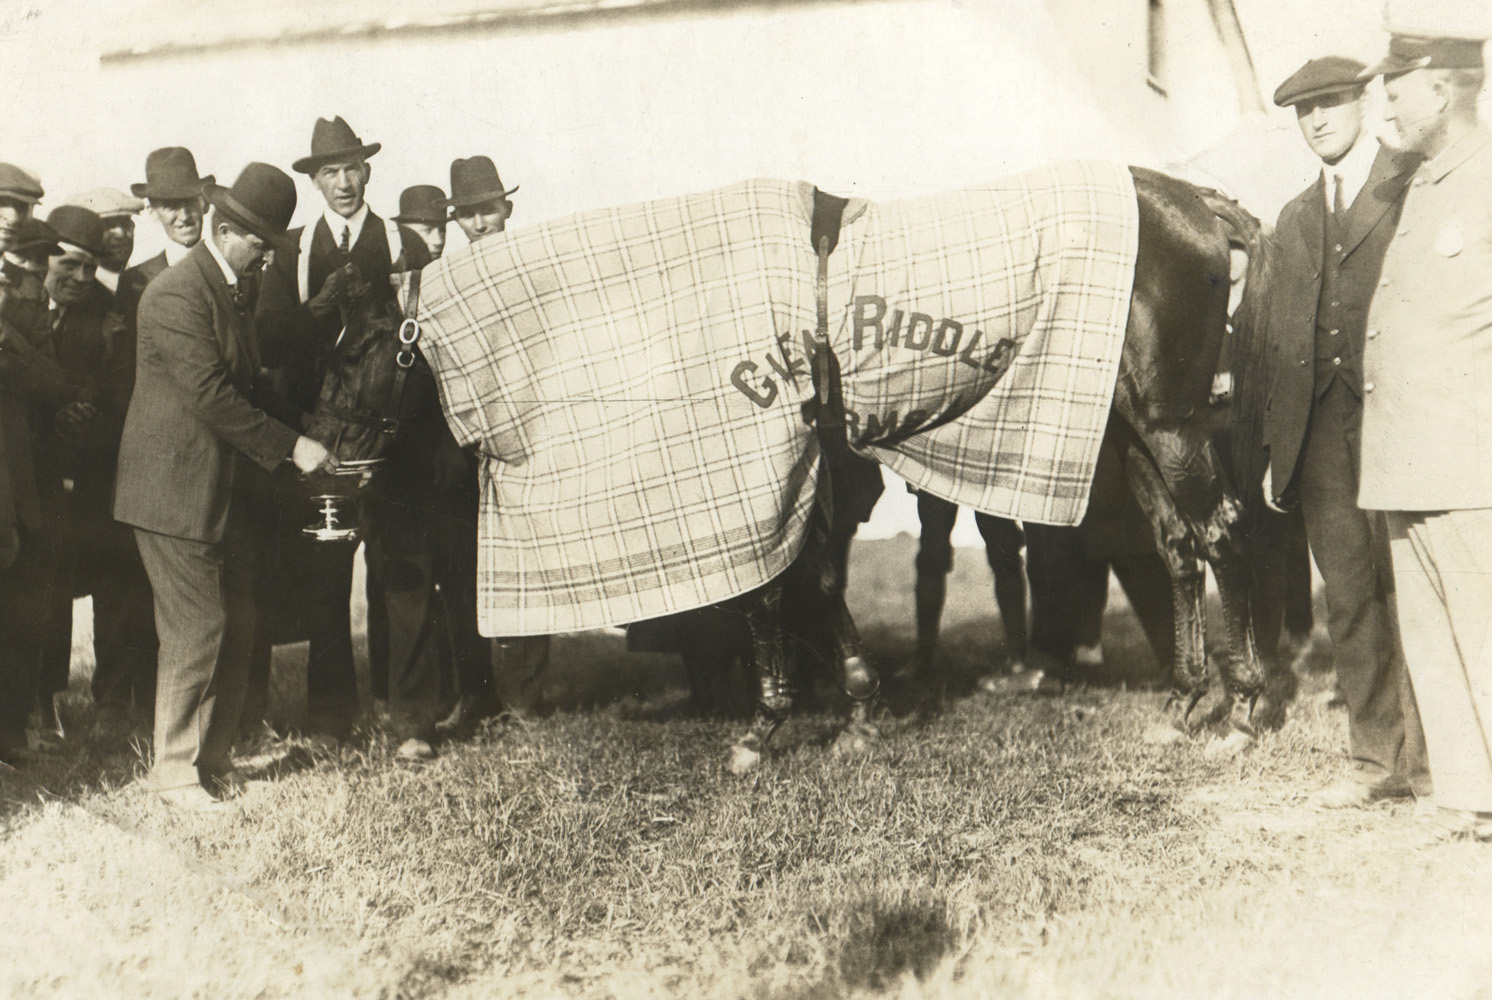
left=304, top=167, right=1269, bottom=770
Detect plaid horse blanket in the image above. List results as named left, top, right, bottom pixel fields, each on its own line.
left=416, top=162, right=1139, bottom=635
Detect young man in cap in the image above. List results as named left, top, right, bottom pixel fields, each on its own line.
left=114, top=163, right=336, bottom=809
left=252, top=116, right=429, bottom=744
left=1356, top=31, right=1492, bottom=839
left=1260, top=54, right=1428, bottom=810
left=61, top=189, right=144, bottom=297
left=392, top=184, right=449, bottom=264
left=118, top=147, right=214, bottom=328
left=447, top=156, right=517, bottom=245
left=436, top=155, right=553, bottom=729
left=37, top=205, right=160, bottom=745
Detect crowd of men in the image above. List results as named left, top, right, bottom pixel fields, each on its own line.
left=0, top=114, right=550, bottom=810
left=0, top=27, right=1490, bottom=838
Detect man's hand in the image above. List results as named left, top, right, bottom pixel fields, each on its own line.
left=292, top=435, right=339, bottom=475
left=1262, top=463, right=1287, bottom=514
left=307, top=264, right=358, bottom=319
left=53, top=401, right=99, bottom=439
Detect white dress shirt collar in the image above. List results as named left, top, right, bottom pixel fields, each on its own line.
left=203, top=236, right=238, bottom=288
left=323, top=202, right=369, bottom=249
left=164, top=240, right=193, bottom=266
left=1322, top=136, right=1378, bottom=214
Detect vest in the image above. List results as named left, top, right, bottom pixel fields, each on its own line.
left=1313, top=204, right=1364, bottom=398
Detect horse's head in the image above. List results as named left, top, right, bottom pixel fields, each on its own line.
left=303, top=268, right=407, bottom=466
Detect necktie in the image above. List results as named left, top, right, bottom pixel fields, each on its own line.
left=338, top=225, right=351, bottom=254
left=231, top=279, right=252, bottom=313
left=1331, top=173, right=1346, bottom=217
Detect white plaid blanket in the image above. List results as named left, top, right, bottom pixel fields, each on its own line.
left=415, top=164, right=1138, bottom=635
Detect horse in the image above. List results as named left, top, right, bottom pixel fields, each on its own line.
left=305, top=164, right=1270, bottom=771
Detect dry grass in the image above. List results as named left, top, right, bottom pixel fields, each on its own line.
left=2, top=536, right=1489, bottom=999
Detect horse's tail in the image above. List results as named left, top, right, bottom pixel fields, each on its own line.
left=1200, top=190, right=1273, bottom=518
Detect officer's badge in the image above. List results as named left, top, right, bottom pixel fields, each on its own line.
left=1434, top=221, right=1464, bottom=258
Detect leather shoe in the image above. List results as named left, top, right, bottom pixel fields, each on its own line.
left=1309, top=776, right=1411, bottom=810
left=435, top=693, right=501, bottom=736
left=395, top=737, right=437, bottom=762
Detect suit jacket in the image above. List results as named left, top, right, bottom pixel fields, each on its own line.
left=1262, top=146, right=1418, bottom=495
left=1360, top=127, right=1492, bottom=510
left=254, top=210, right=427, bottom=424
left=117, top=251, right=170, bottom=329
left=113, top=242, right=299, bottom=543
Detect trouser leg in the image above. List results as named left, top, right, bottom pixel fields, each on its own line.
left=366, top=519, right=441, bottom=742
left=0, top=531, right=47, bottom=756
left=974, top=513, right=1026, bottom=660
left=1298, top=386, right=1408, bottom=783
left=365, top=543, right=390, bottom=703
left=90, top=519, right=159, bottom=719
left=1110, top=549, right=1176, bottom=675
left=305, top=539, right=358, bottom=734
left=135, top=515, right=256, bottom=790
left=1386, top=510, right=1492, bottom=812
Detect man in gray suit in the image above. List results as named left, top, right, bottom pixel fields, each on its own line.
left=1261, top=56, right=1427, bottom=809
left=114, top=163, right=335, bottom=810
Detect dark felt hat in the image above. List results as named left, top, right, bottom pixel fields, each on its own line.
left=0, top=163, right=44, bottom=205
left=291, top=116, right=382, bottom=175
left=446, top=157, right=518, bottom=209
left=132, top=147, right=214, bottom=200
left=10, top=217, right=63, bottom=258
left=392, top=185, right=449, bottom=225
left=203, top=162, right=298, bottom=253
left=1273, top=56, right=1367, bottom=107
left=45, top=205, right=104, bottom=257
left=1361, top=34, right=1487, bottom=78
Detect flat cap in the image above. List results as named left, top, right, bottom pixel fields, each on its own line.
left=62, top=187, right=144, bottom=220
left=0, top=163, right=44, bottom=205
left=1274, top=56, right=1367, bottom=107
left=1361, top=34, right=1486, bottom=78
left=10, top=217, right=63, bottom=258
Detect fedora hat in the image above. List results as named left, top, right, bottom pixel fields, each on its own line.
left=292, top=116, right=381, bottom=175
left=46, top=205, right=104, bottom=257
left=131, top=147, right=214, bottom=200
left=446, top=156, right=519, bottom=209
left=0, top=163, right=44, bottom=206
left=392, top=185, right=449, bottom=225
left=203, top=163, right=297, bottom=253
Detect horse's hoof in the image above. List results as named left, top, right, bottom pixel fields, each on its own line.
left=832, top=722, right=880, bottom=758
left=1203, top=730, right=1254, bottom=759
left=1142, top=723, right=1186, bottom=746
left=728, top=743, right=762, bottom=775
left=841, top=655, right=879, bottom=701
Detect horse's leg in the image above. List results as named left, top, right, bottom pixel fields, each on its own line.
left=1113, top=427, right=1210, bottom=726
left=796, top=513, right=881, bottom=752
left=1115, top=408, right=1263, bottom=735
left=727, top=581, right=794, bottom=774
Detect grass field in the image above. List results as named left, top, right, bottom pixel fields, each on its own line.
left=2, top=535, right=1488, bottom=1000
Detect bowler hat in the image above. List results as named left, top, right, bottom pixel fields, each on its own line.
left=46, top=205, right=104, bottom=257
left=291, top=116, right=381, bottom=175
left=446, top=157, right=518, bottom=209
left=131, top=147, right=214, bottom=200
left=392, top=185, right=449, bottom=225
left=203, top=163, right=298, bottom=253
left=1273, top=56, right=1367, bottom=107
left=0, top=163, right=44, bottom=206
left=10, top=218, right=63, bottom=258
left=1361, top=34, right=1487, bottom=79
left=64, top=187, right=145, bottom=220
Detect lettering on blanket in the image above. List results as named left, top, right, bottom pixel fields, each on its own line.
left=852, top=295, right=1015, bottom=376
left=729, top=329, right=812, bottom=409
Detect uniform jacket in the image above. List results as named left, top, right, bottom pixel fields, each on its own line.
left=1262, top=145, right=1418, bottom=495
left=113, top=242, right=299, bottom=542
left=1360, top=126, right=1492, bottom=510
left=254, top=210, right=425, bottom=423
